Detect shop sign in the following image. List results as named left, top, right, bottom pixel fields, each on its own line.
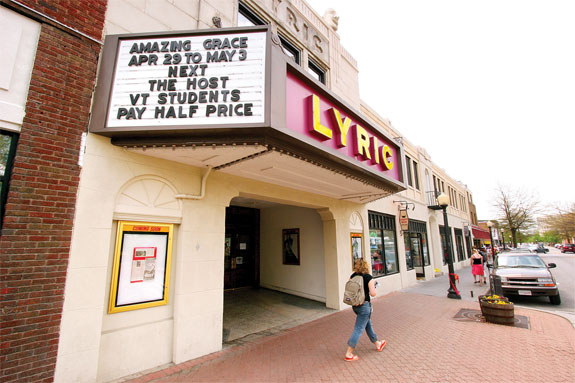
left=94, top=27, right=268, bottom=132
left=286, top=71, right=402, bottom=182
left=399, top=209, right=409, bottom=231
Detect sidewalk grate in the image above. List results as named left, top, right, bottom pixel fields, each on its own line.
left=453, top=308, right=530, bottom=329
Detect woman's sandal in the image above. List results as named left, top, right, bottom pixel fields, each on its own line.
left=377, top=340, right=387, bottom=352
left=344, top=355, right=359, bottom=362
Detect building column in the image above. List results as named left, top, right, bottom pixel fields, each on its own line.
left=317, top=208, right=349, bottom=310
left=172, top=201, right=227, bottom=364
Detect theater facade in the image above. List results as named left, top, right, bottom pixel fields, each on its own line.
left=63, top=22, right=409, bottom=380
left=62, top=2, right=476, bottom=381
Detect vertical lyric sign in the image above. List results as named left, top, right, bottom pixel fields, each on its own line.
left=107, top=30, right=267, bottom=128
left=109, top=221, right=174, bottom=314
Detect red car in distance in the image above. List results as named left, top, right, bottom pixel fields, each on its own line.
left=561, top=244, right=575, bottom=253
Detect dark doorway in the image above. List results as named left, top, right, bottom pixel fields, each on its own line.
left=224, top=206, right=260, bottom=290
left=409, top=233, right=425, bottom=278
left=404, top=220, right=429, bottom=279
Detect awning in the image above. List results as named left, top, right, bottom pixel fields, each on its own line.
left=472, top=226, right=491, bottom=240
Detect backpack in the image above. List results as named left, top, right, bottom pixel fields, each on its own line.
left=343, top=275, right=365, bottom=306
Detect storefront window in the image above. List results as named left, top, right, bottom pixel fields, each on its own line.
left=370, top=229, right=384, bottom=277
left=383, top=229, right=398, bottom=273
left=1, top=130, right=18, bottom=230
left=368, top=212, right=399, bottom=277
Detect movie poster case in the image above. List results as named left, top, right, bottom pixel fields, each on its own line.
left=350, top=233, right=363, bottom=268
left=108, top=221, right=174, bottom=313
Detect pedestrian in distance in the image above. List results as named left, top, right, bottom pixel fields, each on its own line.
left=470, top=247, right=485, bottom=284
left=344, top=258, right=386, bottom=362
left=479, top=248, right=489, bottom=284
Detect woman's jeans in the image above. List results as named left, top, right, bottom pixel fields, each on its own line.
left=347, top=302, right=378, bottom=348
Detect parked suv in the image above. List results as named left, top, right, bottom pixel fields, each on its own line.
left=492, top=252, right=561, bottom=305
left=561, top=244, right=575, bottom=253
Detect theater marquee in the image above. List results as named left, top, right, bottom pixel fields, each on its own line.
left=90, top=26, right=270, bottom=134
left=89, top=25, right=406, bottom=200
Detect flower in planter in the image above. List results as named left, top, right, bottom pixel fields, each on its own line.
left=479, top=295, right=512, bottom=305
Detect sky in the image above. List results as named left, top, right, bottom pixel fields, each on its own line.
left=307, top=0, right=575, bottom=220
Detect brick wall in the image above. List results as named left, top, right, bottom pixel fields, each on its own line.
left=0, top=1, right=106, bottom=381
left=9, top=0, right=107, bottom=40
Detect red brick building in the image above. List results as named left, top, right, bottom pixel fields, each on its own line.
left=0, top=1, right=107, bottom=381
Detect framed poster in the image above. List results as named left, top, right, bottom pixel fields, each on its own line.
left=351, top=233, right=363, bottom=268
left=282, top=228, right=300, bottom=265
left=108, top=221, right=174, bottom=314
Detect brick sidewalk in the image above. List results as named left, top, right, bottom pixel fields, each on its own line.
left=126, top=292, right=575, bottom=383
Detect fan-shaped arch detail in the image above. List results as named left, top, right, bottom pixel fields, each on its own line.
left=115, top=176, right=182, bottom=219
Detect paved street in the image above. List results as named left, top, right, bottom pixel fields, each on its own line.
left=122, top=264, right=575, bottom=383
left=402, top=252, right=575, bottom=326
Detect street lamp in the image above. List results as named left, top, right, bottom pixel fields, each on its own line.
left=487, top=221, right=495, bottom=264
left=437, top=193, right=461, bottom=299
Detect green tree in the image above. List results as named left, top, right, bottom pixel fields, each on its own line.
left=528, top=233, right=543, bottom=243
left=542, top=231, right=561, bottom=244
left=542, top=202, right=575, bottom=243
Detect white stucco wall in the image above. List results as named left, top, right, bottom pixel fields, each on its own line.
left=260, top=205, right=326, bottom=301
left=55, top=135, right=232, bottom=382
left=0, top=6, right=40, bottom=132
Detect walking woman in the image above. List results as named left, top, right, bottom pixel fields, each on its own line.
left=470, top=247, right=484, bottom=284
left=345, top=258, right=386, bottom=361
